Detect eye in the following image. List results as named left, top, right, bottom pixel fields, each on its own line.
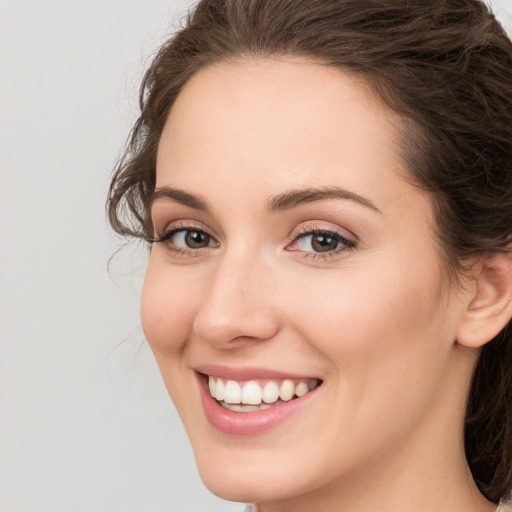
left=296, top=232, right=341, bottom=253
left=287, top=228, right=356, bottom=256
left=171, top=229, right=214, bottom=249
left=154, top=226, right=218, bottom=253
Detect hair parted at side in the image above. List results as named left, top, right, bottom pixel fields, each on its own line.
left=107, top=0, right=512, bottom=502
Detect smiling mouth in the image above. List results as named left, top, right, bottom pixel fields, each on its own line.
left=206, top=375, right=322, bottom=412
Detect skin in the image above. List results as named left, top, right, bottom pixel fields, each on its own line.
left=141, top=58, right=498, bottom=512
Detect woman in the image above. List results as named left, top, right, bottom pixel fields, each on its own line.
left=108, top=0, right=512, bottom=510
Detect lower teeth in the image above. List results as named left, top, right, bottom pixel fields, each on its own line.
left=220, top=402, right=274, bottom=412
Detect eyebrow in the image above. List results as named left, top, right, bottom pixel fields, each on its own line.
left=148, top=185, right=380, bottom=214
left=148, top=186, right=210, bottom=212
left=266, top=186, right=381, bottom=214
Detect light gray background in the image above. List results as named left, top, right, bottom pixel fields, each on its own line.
left=0, top=1, right=511, bottom=511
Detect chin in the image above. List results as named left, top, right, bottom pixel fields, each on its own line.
left=195, top=456, right=305, bottom=504
left=189, top=434, right=331, bottom=505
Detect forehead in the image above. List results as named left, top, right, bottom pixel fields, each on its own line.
left=156, top=57, right=418, bottom=215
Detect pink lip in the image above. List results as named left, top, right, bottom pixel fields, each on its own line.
left=195, top=363, right=318, bottom=381
left=194, top=368, right=321, bottom=436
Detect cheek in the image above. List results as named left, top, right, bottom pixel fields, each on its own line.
left=274, top=257, right=456, bottom=465
left=293, top=268, right=440, bottom=347
left=287, top=251, right=451, bottom=391
left=140, top=258, right=199, bottom=353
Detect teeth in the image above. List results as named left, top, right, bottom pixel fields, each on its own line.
left=224, top=380, right=242, bottom=404
left=279, top=379, right=295, bottom=401
left=262, top=381, right=279, bottom=404
left=208, top=377, right=216, bottom=396
left=214, top=379, right=225, bottom=401
left=207, top=376, right=319, bottom=407
left=295, top=381, right=309, bottom=397
left=241, top=381, right=263, bottom=405
left=221, top=403, right=272, bottom=412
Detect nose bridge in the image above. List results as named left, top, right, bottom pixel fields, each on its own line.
left=192, top=246, right=279, bottom=345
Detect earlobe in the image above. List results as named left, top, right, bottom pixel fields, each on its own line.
left=457, top=252, right=512, bottom=348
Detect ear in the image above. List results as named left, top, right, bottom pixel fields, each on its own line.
left=457, top=251, right=512, bottom=348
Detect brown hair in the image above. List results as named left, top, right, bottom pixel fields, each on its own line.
left=107, top=0, right=512, bottom=502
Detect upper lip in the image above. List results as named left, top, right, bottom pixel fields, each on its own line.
left=194, top=363, right=321, bottom=381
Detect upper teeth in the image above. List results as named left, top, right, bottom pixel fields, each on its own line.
left=208, top=376, right=318, bottom=405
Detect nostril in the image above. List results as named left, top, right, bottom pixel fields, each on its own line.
left=192, top=306, right=280, bottom=347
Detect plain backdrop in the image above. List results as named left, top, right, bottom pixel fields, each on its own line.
left=0, top=1, right=511, bottom=511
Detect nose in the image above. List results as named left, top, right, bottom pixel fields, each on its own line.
left=192, top=252, right=280, bottom=347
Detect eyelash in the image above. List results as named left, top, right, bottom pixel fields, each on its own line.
left=152, top=223, right=217, bottom=257
left=286, top=224, right=356, bottom=260
left=153, top=223, right=357, bottom=259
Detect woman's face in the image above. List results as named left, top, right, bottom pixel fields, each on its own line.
left=142, top=58, right=472, bottom=504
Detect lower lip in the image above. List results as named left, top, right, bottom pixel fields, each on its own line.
left=197, top=373, right=318, bottom=436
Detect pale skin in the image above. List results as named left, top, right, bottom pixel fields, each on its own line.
left=141, top=57, right=512, bottom=512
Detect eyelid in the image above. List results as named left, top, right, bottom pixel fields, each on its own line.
left=288, top=222, right=357, bottom=244
left=286, top=222, right=357, bottom=258
left=152, top=221, right=220, bottom=259
left=151, top=219, right=356, bottom=260
left=152, top=220, right=215, bottom=242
